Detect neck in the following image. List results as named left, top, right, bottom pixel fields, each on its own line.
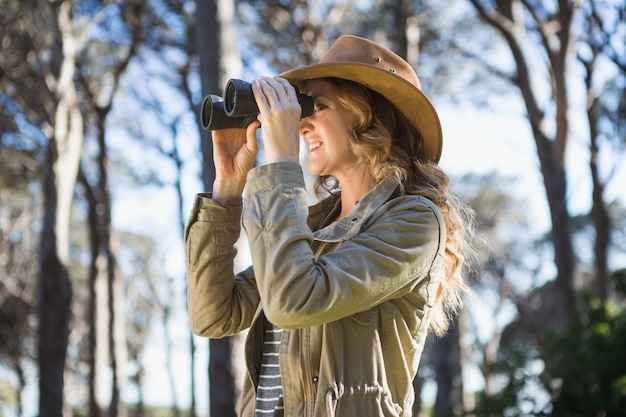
left=336, top=172, right=374, bottom=221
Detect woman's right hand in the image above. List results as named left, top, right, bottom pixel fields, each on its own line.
left=211, top=121, right=259, bottom=201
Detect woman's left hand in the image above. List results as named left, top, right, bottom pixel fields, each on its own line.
left=251, top=77, right=302, bottom=164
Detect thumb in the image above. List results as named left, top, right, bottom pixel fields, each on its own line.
left=245, top=121, right=260, bottom=155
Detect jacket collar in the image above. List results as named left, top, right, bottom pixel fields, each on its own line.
left=308, top=177, right=400, bottom=242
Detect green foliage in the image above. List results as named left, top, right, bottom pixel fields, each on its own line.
left=613, top=269, right=626, bottom=297
left=546, top=294, right=626, bottom=417
left=468, top=345, right=550, bottom=417
left=469, top=273, right=626, bottom=417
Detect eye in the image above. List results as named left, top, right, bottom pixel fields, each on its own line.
left=314, top=101, right=328, bottom=112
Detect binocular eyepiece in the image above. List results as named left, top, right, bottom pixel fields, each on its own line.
left=201, top=78, right=314, bottom=131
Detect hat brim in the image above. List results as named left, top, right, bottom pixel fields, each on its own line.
left=279, top=62, right=442, bottom=162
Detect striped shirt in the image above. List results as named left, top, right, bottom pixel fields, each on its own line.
left=254, top=320, right=284, bottom=416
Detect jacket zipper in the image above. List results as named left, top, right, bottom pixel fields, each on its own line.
left=301, top=327, right=316, bottom=416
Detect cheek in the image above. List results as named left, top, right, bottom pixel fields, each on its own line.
left=336, top=132, right=357, bottom=160
left=332, top=115, right=355, bottom=142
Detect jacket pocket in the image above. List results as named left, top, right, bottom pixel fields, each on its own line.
left=349, top=306, right=378, bottom=325
left=324, top=384, right=402, bottom=417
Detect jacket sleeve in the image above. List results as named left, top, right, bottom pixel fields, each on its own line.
left=242, top=162, right=444, bottom=330
left=185, top=193, right=260, bottom=338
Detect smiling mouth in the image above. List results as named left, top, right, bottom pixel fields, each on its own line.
left=308, top=142, right=322, bottom=152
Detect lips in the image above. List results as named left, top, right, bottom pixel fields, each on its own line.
left=307, top=141, right=322, bottom=153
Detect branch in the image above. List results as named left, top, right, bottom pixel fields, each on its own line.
left=469, top=0, right=546, bottom=140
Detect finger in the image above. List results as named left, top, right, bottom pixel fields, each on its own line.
left=268, top=77, right=296, bottom=102
left=251, top=79, right=272, bottom=113
left=273, top=78, right=301, bottom=109
left=259, top=78, right=283, bottom=106
left=274, top=77, right=296, bottom=94
left=253, top=77, right=300, bottom=118
left=245, top=121, right=260, bottom=154
left=259, top=77, right=294, bottom=105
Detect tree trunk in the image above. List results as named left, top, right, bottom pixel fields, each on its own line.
left=469, top=0, right=578, bottom=330
left=581, top=51, right=611, bottom=300
left=194, top=1, right=245, bottom=415
left=99, top=128, right=126, bottom=417
left=38, top=156, right=72, bottom=417
left=207, top=338, right=238, bottom=417
left=81, top=168, right=107, bottom=417
left=432, top=319, right=463, bottom=417
left=81, top=122, right=127, bottom=417
left=81, top=4, right=142, bottom=414
left=195, top=0, right=219, bottom=190
left=38, top=2, right=82, bottom=415
left=163, top=300, right=181, bottom=417
left=392, top=0, right=411, bottom=57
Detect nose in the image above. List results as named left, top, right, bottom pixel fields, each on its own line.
left=299, top=116, right=313, bottom=137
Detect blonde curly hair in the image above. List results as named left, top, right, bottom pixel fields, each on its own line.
left=313, top=78, right=476, bottom=336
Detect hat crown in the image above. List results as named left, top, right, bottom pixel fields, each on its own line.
left=318, top=36, right=421, bottom=90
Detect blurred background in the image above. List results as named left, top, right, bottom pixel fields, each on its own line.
left=1, top=0, right=625, bottom=416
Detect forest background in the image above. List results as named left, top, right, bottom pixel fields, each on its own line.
left=1, top=0, right=625, bottom=416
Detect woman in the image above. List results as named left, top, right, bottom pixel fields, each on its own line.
left=185, top=35, right=475, bottom=416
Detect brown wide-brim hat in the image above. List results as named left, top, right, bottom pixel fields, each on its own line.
left=279, top=35, right=443, bottom=162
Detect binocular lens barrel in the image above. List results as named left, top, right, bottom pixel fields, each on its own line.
left=200, top=78, right=314, bottom=131
left=224, top=79, right=259, bottom=117
left=201, top=95, right=255, bottom=130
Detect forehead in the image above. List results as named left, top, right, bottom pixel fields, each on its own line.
left=301, top=79, right=335, bottom=96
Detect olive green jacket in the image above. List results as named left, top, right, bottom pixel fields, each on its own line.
left=185, top=162, right=445, bottom=417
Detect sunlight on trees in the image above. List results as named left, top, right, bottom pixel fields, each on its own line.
left=1, top=1, right=625, bottom=416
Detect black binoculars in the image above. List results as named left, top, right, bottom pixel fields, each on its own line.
left=201, top=79, right=314, bottom=131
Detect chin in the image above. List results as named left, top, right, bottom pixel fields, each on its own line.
left=306, top=164, right=322, bottom=176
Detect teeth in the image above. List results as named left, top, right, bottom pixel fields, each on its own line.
left=308, top=142, right=322, bottom=151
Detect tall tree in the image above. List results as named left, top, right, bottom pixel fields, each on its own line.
left=458, top=0, right=626, bottom=412
left=0, top=1, right=85, bottom=413
left=463, top=0, right=625, bottom=338
left=0, top=116, right=41, bottom=417
left=77, top=3, right=145, bottom=416
left=577, top=0, right=626, bottom=300
left=193, top=1, right=245, bottom=415
left=36, top=2, right=83, bottom=414
left=1, top=1, right=150, bottom=415
left=467, top=0, right=578, bottom=330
